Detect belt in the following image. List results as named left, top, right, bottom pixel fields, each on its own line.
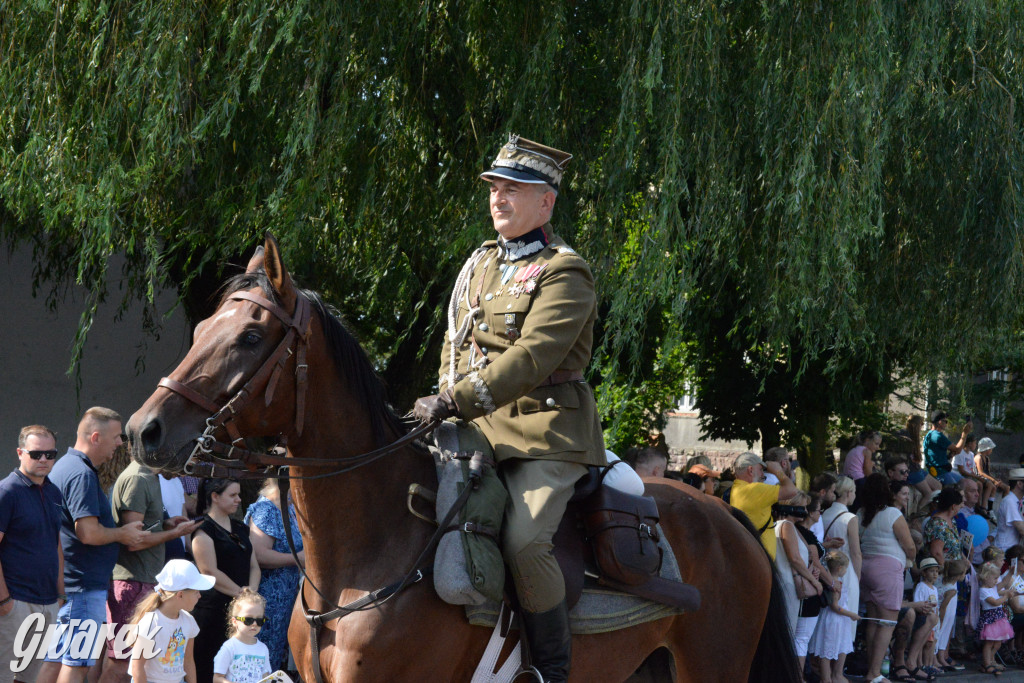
left=538, top=370, right=584, bottom=387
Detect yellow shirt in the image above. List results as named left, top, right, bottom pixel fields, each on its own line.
left=731, top=479, right=782, bottom=560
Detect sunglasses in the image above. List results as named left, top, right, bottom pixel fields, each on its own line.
left=24, top=449, right=58, bottom=461
left=234, top=616, right=268, bottom=626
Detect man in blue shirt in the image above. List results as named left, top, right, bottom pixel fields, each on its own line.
left=38, top=408, right=148, bottom=683
left=924, top=411, right=971, bottom=486
left=0, top=425, right=63, bottom=683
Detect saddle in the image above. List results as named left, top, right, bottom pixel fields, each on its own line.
left=549, top=467, right=701, bottom=613
left=425, top=421, right=699, bottom=614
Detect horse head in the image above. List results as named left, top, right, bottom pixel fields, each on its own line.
left=127, top=234, right=312, bottom=473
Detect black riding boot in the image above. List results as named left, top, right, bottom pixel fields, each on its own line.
left=521, top=600, right=572, bottom=683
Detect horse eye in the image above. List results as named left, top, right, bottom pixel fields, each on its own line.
left=241, top=331, right=262, bottom=346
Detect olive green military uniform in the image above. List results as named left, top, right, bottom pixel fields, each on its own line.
left=439, top=227, right=606, bottom=612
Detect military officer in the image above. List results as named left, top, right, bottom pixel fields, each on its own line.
left=414, top=134, right=606, bottom=682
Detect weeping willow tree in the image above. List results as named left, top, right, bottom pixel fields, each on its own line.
left=2, top=1, right=1022, bottom=469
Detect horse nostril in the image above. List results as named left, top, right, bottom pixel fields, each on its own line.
left=140, top=417, right=165, bottom=452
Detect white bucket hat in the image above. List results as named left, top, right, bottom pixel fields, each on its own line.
left=155, top=559, right=215, bottom=592
left=977, top=437, right=997, bottom=454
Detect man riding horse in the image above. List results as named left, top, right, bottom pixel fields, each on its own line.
left=413, top=134, right=606, bottom=682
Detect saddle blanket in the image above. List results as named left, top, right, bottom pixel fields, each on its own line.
left=465, top=525, right=685, bottom=634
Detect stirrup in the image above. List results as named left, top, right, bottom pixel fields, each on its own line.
left=511, top=666, right=544, bottom=683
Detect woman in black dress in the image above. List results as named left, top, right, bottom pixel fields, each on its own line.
left=191, top=478, right=261, bottom=683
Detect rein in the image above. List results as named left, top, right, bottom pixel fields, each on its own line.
left=281, top=465, right=479, bottom=683
left=157, top=285, right=455, bottom=683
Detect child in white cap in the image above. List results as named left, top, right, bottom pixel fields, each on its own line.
left=129, top=559, right=215, bottom=683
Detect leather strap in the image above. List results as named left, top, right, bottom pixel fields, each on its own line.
left=161, top=291, right=313, bottom=455
left=228, top=291, right=295, bottom=326
left=823, top=511, right=853, bottom=539
left=538, top=369, right=584, bottom=386
left=158, top=378, right=221, bottom=414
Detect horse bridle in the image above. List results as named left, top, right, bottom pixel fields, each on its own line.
left=157, top=285, right=452, bottom=683
left=158, top=288, right=432, bottom=479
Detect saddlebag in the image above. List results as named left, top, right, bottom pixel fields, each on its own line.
left=583, top=484, right=662, bottom=586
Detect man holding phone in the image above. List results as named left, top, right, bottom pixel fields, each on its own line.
left=100, top=457, right=201, bottom=683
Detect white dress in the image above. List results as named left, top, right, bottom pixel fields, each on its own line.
left=775, top=519, right=808, bottom=638
left=809, top=577, right=855, bottom=659
left=821, top=502, right=861, bottom=642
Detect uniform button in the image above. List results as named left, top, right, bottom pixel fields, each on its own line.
left=485, top=293, right=494, bottom=301
left=480, top=347, right=488, bottom=355
left=479, top=323, right=489, bottom=332
left=546, top=398, right=556, bottom=408
left=506, top=304, right=513, bottom=310
left=474, top=402, right=483, bottom=408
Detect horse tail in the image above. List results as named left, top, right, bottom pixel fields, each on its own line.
left=727, top=506, right=802, bottom=683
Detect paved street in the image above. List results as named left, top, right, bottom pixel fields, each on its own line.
left=847, top=663, right=1024, bottom=682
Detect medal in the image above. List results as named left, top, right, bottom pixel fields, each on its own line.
left=501, top=264, right=519, bottom=285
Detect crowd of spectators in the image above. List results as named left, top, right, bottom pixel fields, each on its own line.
left=0, top=410, right=305, bottom=683
left=674, top=411, right=1024, bottom=682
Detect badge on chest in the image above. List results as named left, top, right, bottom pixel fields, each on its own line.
left=505, top=313, right=519, bottom=341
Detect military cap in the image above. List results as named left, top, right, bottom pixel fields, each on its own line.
left=480, top=134, right=572, bottom=191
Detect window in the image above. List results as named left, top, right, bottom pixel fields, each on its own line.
left=987, top=369, right=1009, bottom=430
left=676, top=384, right=696, bottom=413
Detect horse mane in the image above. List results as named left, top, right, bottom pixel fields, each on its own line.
left=219, top=271, right=408, bottom=447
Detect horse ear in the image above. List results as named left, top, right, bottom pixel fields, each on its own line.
left=262, top=233, right=296, bottom=304
left=245, top=246, right=266, bottom=274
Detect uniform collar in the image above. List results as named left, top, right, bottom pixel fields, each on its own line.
left=496, top=225, right=549, bottom=261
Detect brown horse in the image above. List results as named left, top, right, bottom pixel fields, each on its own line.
left=127, top=236, right=799, bottom=682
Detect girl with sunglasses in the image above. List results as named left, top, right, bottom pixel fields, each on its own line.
left=213, top=589, right=272, bottom=683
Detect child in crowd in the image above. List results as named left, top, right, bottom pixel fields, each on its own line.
left=1002, top=545, right=1024, bottom=665
left=983, top=545, right=1006, bottom=568
left=934, top=559, right=968, bottom=672
left=213, top=589, right=273, bottom=683
left=130, top=559, right=214, bottom=683
left=976, top=561, right=1016, bottom=675
left=808, top=550, right=860, bottom=683
left=907, top=557, right=941, bottom=678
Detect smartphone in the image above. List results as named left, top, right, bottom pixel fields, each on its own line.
left=145, top=521, right=163, bottom=532
left=964, top=414, right=972, bottom=423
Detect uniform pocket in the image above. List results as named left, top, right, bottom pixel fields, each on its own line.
left=516, top=383, right=581, bottom=414
left=488, top=295, right=533, bottom=342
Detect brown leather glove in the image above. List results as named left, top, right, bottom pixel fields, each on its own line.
left=412, top=389, right=460, bottom=424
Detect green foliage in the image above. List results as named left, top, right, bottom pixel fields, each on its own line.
left=598, top=343, right=689, bottom=454
left=1, top=1, right=1023, bottom=440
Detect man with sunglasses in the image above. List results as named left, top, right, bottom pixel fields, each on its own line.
left=0, top=425, right=63, bottom=683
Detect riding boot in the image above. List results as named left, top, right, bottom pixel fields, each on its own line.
left=520, top=600, right=572, bottom=683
